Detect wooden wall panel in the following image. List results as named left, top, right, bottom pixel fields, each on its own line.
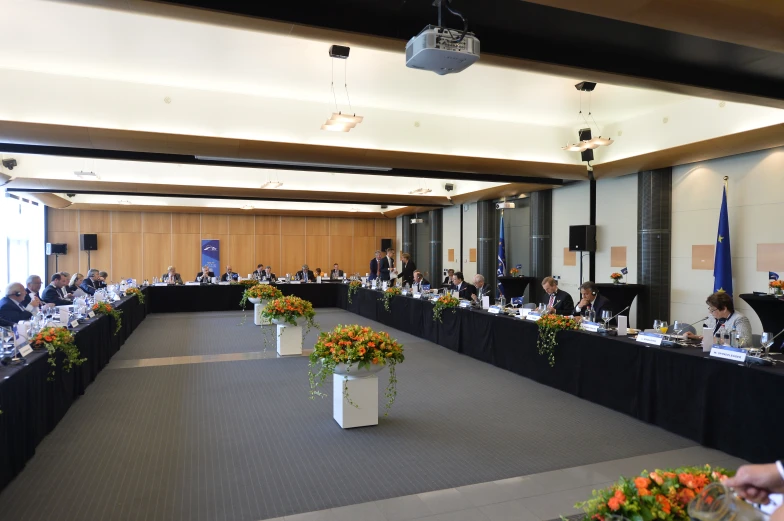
left=229, top=215, right=255, bottom=235
left=281, top=216, right=306, bottom=235
left=564, top=247, right=577, bottom=267
left=229, top=235, right=256, bottom=277
left=375, top=218, right=395, bottom=238
left=330, top=236, right=354, bottom=275
left=757, top=243, right=784, bottom=272
left=354, top=219, right=374, bottom=237
left=112, top=211, right=141, bottom=233
left=256, top=235, right=281, bottom=273
left=306, top=236, right=329, bottom=273
left=202, top=214, right=229, bottom=235
left=255, top=215, right=280, bottom=234
left=142, top=212, right=172, bottom=233
left=172, top=213, right=201, bottom=234
left=306, top=217, right=329, bottom=236
left=330, top=217, right=354, bottom=236
left=48, top=208, right=78, bottom=231
left=353, top=237, right=376, bottom=276
left=46, top=231, right=79, bottom=278
left=112, top=233, right=142, bottom=282
left=201, top=234, right=229, bottom=271
left=79, top=232, right=111, bottom=274
left=143, top=233, right=172, bottom=280
left=172, top=233, right=201, bottom=279
left=80, top=210, right=110, bottom=233
left=692, top=245, right=715, bottom=270
left=610, top=246, right=627, bottom=268
left=281, top=235, right=306, bottom=275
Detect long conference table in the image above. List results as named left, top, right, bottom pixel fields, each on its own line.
left=2, top=282, right=782, bottom=492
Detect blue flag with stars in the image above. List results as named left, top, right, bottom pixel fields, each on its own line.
left=713, top=185, right=733, bottom=295
left=497, top=212, right=506, bottom=297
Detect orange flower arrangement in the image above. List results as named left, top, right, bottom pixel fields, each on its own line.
left=261, top=295, right=316, bottom=328
left=31, top=326, right=85, bottom=378
left=347, top=280, right=362, bottom=304
left=536, top=313, right=580, bottom=366
left=232, top=279, right=260, bottom=287
left=381, top=286, right=402, bottom=312
left=124, top=286, right=145, bottom=304
left=576, top=465, right=732, bottom=521
left=432, top=293, right=459, bottom=322
left=92, top=301, right=123, bottom=335
left=610, top=272, right=623, bottom=281
left=770, top=280, right=784, bottom=290
left=309, top=324, right=405, bottom=413
left=509, top=268, right=519, bottom=277
left=240, top=284, right=283, bottom=308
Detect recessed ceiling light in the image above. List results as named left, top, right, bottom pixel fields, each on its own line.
left=348, top=207, right=359, bottom=212
left=261, top=181, right=283, bottom=189
left=74, top=171, right=98, bottom=178
left=408, top=187, right=432, bottom=195
left=118, top=200, right=132, bottom=205
left=241, top=204, right=254, bottom=210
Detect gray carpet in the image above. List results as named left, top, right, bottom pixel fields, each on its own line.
left=0, top=309, right=695, bottom=521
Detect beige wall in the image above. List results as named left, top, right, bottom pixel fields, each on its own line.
left=47, top=209, right=395, bottom=282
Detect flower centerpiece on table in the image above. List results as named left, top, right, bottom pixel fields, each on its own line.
left=232, top=279, right=260, bottom=287
left=380, top=286, right=401, bottom=312
left=770, top=279, right=784, bottom=295
left=92, top=301, right=123, bottom=335
left=536, top=313, right=579, bottom=367
left=240, top=284, right=282, bottom=309
left=509, top=267, right=519, bottom=277
left=31, top=326, right=86, bottom=379
left=574, top=465, right=732, bottom=521
left=124, top=287, right=145, bottom=305
left=261, top=295, right=316, bottom=329
left=432, top=293, right=459, bottom=322
left=347, top=280, right=362, bottom=304
left=610, top=272, right=623, bottom=284
left=309, top=324, right=405, bottom=414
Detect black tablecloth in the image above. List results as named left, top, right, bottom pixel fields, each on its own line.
left=595, top=283, right=642, bottom=317
left=740, top=293, right=784, bottom=349
left=0, top=292, right=147, bottom=491
left=340, top=285, right=784, bottom=463
left=498, top=276, right=537, bottom=302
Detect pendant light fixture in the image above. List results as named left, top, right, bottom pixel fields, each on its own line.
left=322, top=45, right=363, bottom=132
left=561, top=82, right=614, bottom=154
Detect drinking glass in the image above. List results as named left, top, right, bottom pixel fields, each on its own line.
left=653, top=319, right=662, bottom=331
left=601, top=310, right=612, bottom=328
left=659, top=320, right=669, bottom=334
left=761, top=332, right=774, bottom=355
left=672, top=320, right=683, bottom=334
left=688, top=483, right=768, bottom=521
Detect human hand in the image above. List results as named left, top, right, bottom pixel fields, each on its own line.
left=546, top=306, right=556, bottom=315
left=578, top=298, right=591, bottom=308
left=724, top=463, right=784, bottom=504
left=684, top=331, right=702, bottom=340
left=31, top=296, right=41, bottom=308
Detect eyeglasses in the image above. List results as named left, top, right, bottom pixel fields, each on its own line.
left=708, top=307, right=718, bottom=313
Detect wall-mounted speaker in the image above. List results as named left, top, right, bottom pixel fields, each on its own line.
left=80, top=233, right=98, bottom=251
left=46, top=243, right=67, bottom=255
left=569, top=225, right=596, bottom=252
left=380, top=238, right=392, bottom=251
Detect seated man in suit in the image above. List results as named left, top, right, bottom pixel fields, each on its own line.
left=471, top=274, right=494, bottom=305
left=399, top=253, right=416, bottom=286
left=261, top=266, right=276, bottom=281
left=58, top=272, right=74, bottom=300
left=442, top=269, right=455, bottom=289
left=541, top=276, right=575, bottom=315
left=162, top=266, right=184, bottom=285
left=330, top=263, right=344, bottom=279
left=220, top=265, right=239, bottom=282
left=295, top=264, right=315, bottom=282
left=98, top=271, right=109, bottom=288
left=573, top=281, right=612, bottom=319
left=412, top=270, right=430, bottom=292
left=0, top=282, right=35, bottom=328
left=368, top=251, right=382, bottom=281
left=42, top=273, right=72, bottom=306
left=196, top=265, right=215, bottom=282
left=452, top=271, right=477, bottom=300
left=379, top=248, right=396, bottom=281
left=23, top=274, right=45, bottom=306
left=80, top=269, right=101, bottom=295
left=252, top=264, right=265, bottom=279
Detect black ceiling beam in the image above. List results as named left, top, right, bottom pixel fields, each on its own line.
left=0, top=142, right=565, bottom=185
left=162, top=0, right=784, bottom=103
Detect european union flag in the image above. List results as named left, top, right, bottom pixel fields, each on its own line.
left=770, top=272, right=780, bottom=281
left=620, top=267, right=628, bottom=275
left=713, top=185, right=733, bottom=295
left=497, top=212, right=506, bottom=297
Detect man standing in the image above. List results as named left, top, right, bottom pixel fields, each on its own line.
left=541, top=277, right=574, bottom=315
left=573, top=281, right=612, bottom=318
left=471, top=274, right=494, bottom=305
left=42, top=274, right=72, bottom=306
left=368, top=251, right=382, bottom=281
left=452, top=271, right=477, bottom=300
left=220, top=265, right=238, bottom=282
left=0, top=282, right=34, bottom=327
left=331, top=263, right=344, bottom=279
left=80, top=269, right=101, bottom=295
left=379, top=248, right=396, bottom=281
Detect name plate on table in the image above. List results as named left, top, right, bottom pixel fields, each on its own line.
left=185, top=282, right=200, bottom=286
left=19, top=343, right=33, bottom=357
left=636, top=331, right=663, bottom=346
left=525, top=312, right=542, bottom=322
left=413, top=292, right=422, bottom=299
left=710, top=345, right=747, bottom=363
left=581, top=321, right=601, bottom=333
left=70, top=320, right=80, bottom=328
left=88, top=311, right=96, bottom=318
left=289, top=281, right=301, bottom=284
left=113, top=295, right=121, bottom=302
left=487, top=305, right=503, bottom=314
left=154, top=283, right=168, bottom=286
left=401, top=289, right=410, bottom=296
left=459, top=300, right=472, bottom=309
left=260, top=280, right=270, bottom=285
left=218, top=281, right=230, bottom=285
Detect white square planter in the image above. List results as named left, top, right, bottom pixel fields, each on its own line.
left=276, top=324, right=302, bottom=356
left=254, top=303, right=271, bottom=326
left=333, top=375, right=379, bottom=428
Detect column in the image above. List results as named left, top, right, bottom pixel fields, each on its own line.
left=477, top=201, right=496, bottom=292
left=637, top=168, right=672, bottom=329
left=529, top=190, right=552, bottom=305
left=428, top=209, right=442, bottom=287
left=401, top=216, right=416, bottom=261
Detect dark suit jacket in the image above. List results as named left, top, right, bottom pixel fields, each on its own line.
left=220, top=272, right=239, bottom=282
left=543, top=289, right=575, bottom=315
left=80, top=279, right=97, bottom=295
left=22, top=288, right=38, bottom=307
left=475, top=285, right=495, bottom=305
left=96, top=280, right=107, bottom=289
left=400, top=261, right=416, bottom=286
left=330, top=269, right=344, bottom=279
left=0, top=296, right=33, bottom=327
left=379, top=256, right=395, bottom=281
left=42, top=285, right=71, bottom=306
left=295, top=270, right=315, bottom=282
left=454, top=282, right=477, bottom=300
left=196, top=271, right=215, bottom=281
left=573, top=293, right=612, bottom=318
left=261, top=272, right=276, bottom=281
left=442, top=276, right=455, bottom=290
left=369, top=258, right=380, bottom=280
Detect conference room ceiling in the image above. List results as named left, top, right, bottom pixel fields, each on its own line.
left=1, top=0, right=783, bottom=216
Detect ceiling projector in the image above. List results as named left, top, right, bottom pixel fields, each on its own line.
left=406, top=25, right=480, bottom=75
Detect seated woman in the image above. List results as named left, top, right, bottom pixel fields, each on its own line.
left=314, top=268, right=323, bottom=278
left=685, top=291, right=753, bottom=347
left=161, top=266, right=184, bottom=285
left=68, top=273, right=85, bottom=294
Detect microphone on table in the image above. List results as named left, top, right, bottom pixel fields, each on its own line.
left=606, top=306, right=630, bottom=323
left=689, top=316, right=709, bottom=326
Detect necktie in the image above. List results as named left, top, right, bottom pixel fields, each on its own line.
left=548, top=294, right=555, bottom=308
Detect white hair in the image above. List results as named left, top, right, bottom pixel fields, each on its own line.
left=6, top=282, right=24, bottom=296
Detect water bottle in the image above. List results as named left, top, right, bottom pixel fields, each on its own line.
left=587, top=308, right=596, bottom=323
left=499, top=294, right=506, bottom=309
left=714, top=328, right=722, bottom=346
left=730, top=324, right=738, bottom=348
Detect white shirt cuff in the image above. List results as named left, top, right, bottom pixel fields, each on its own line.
left=575, top=306, right=581, bottom=313
left=775, top=461, right=784, bottom=482
left=25, top=304, right=35, bottom=313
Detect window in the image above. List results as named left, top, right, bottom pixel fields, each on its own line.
left=0, top=192, right=45, bottom=289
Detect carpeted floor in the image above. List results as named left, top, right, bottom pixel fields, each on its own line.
left=0, top=309, right=695, bottom=521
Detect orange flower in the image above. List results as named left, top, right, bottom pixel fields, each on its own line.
left=638, top=488, right=651, bottom=497
left=634, top=477, right=651, bottom=490
left=367, top=341, right=375, bottom=347
left=656, top=494, right=671, bottom=514
left=358, top=347, right=366, bottom=356
left=45, top=336, right=54, bottom=342
left=607, top=489, right=626, bottom=511
left=650, top=472, right=664, bottom=485
left=371, top=357, right=379, bottom=364
left=663, top=472, right=677, bottom=479
left=678, top=473, right=697, bottom=489
left=675, top=487, right=695, bottom=505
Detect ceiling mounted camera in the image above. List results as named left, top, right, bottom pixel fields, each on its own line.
left=2, top=158, right=17, bottom=170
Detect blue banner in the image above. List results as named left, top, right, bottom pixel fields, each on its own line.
left=201, top=239, right=220, bottom=273
left=713, top=186, right=733, bottom=295
left=770, top=272, right=780, bottom=281
left=497, top=212, right=506, bottom=297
